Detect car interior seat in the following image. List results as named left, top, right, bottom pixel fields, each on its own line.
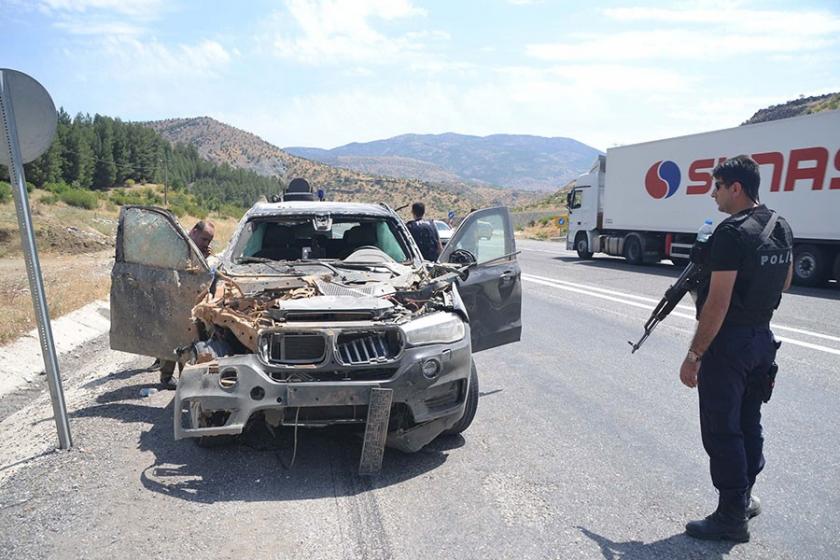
left=254, top=223, right=297, bottom=260
left=341, top=223, right=378, bottom=258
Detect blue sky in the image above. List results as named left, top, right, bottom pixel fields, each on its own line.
left=2, top=0, right=839, bottom=151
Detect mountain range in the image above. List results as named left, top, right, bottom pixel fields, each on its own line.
left=145, top=118, right=540, bottom=218
left=285, top=133, right=601, bottom=192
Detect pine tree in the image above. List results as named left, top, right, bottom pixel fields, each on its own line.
left=112, top=119, right=132, bottom=184
left=64, top=114, right=95, bottom=188
left=93, top=115, right=117, bottom=188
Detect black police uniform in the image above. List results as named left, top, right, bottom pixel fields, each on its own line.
left=698, top=204, right=793, bottom=518
left=406, top=219, right=441, bottom=261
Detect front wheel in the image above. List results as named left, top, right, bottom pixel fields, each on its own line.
left=575, top=233, right=593, bottom=259
left=443, top=360, right=479, bottom=435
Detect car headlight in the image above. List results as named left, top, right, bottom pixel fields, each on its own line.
left=402, top=312, right=466, bottom=347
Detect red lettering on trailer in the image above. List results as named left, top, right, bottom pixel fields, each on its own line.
left=832, top=149, right=840, bottom=190
left=784, top=147, right=829, bottom=191
left=686, top=159, right=715, bottom=194
left=753, top=151, right=784, bottom=192
left=682, top=148, right=840, bottom=194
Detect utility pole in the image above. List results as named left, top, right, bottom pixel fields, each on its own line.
left=160, top=153, right=168, bottom=207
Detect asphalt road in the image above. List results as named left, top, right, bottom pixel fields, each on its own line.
left=1, top=239, right=838, bottom=559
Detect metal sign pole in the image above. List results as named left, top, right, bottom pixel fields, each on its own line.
left=0, top=70, right=72, bottom=449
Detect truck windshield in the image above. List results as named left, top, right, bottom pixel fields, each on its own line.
left=231, top=216, right=411, bottom=264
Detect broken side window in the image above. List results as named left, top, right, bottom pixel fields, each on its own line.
left=122, top=208, right=194, bottom=270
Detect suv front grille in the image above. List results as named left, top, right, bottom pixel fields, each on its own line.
left=336, top=330, right=402, bottom=365
left=265, top=332, right=327, bottom=365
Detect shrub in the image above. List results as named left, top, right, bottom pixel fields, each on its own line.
left=43, top=181, right=71, bottom=194
left=125, top=179, right=135, bottom=187
left=168, top=204, right=186, bottom=218
left=141, top=188, right=162, bottom=205
left=0, top=181, right=11, bottom=203
left=218, top=204, right=244, bottom=220
left=60, top=189, right=99, bottom=210
left=41, top=194, right=60, bottom=205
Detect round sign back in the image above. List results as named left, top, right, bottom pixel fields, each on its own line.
left=0, top=69, right=58, bottom=166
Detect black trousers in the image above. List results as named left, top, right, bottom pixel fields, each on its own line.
left=697, top=324, right=777, bottom=511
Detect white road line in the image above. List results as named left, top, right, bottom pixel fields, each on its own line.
left=521, top=247, right=568, bottom=255
left=524, top=273, right=840, bottom=344
left=526, top=273, right=696, bottom=312
left=522, top=274, right=840, bottom=357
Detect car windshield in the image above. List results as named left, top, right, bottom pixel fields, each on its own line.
left=230, top=215, right=412, bottom=264
left=435, top=221, right=451, bottom=232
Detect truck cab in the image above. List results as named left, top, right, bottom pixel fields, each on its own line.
left=566, top=155, right=605, bottom=258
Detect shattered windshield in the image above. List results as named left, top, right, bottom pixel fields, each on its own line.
left=230, top=215, right=412, bottom=266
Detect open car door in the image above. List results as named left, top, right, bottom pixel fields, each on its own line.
left=439, top=207, right=522, bottom=352
left=110, top=206, right=212, bottom=360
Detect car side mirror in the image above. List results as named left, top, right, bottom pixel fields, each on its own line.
left=448, top=248, right=476, bottom=265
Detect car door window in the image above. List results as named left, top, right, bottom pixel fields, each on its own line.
left=122, top=207, right=195, bottom=270
left=442, top=208, right=512, bottom=265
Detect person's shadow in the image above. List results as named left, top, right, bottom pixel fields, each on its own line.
left=578, top=526, right=738, bottom=560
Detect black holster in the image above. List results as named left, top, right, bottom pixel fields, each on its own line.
left=762, top=362, right=778, bottom=403
left=750, top=338, right=781, bottom=403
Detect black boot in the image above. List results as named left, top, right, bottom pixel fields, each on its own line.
left=747, top=486, right=762, bottom=519
left=686, top=494, right=750, bottom=542
left=159, top=360, right=177, bottom=390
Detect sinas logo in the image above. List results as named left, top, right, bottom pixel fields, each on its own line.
left=645, top=160, right=681, bottom=199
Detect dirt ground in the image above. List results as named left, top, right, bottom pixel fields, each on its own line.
left=0, top=251, right=113, bottom=345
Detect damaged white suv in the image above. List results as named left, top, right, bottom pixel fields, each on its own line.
left=110, top=202, right=521, bottom=468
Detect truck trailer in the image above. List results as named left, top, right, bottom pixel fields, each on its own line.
left=566, top=110, right=840, bottom=286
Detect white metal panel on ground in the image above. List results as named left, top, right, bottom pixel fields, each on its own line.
left=602, top=110, right=840, bottom=239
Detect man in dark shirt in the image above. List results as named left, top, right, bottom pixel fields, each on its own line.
left=680, top=155, right=793, bottom=542
left=406, top=202, right=443, bottom=261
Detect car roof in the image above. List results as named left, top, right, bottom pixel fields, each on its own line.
left=245, top=201, right=397, bottom=219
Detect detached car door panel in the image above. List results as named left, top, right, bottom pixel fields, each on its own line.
left=110, top=206, right=211, bottom=360
left=441, top=207, right=522, bottom=352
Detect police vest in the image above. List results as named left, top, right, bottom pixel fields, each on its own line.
left=734, top=210, right=792, bottom=316
left=693, top=209, right=792, bottom=325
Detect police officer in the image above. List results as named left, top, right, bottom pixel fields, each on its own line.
left=679, top=155, right=793, bottom=542
left=406, top=202, right=443, bottom=261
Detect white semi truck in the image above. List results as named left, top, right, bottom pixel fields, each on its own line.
left=566, top=110, right=840, bottom=286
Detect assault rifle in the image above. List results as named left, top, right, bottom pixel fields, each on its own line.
left=628, top=260, right=708, bottom=354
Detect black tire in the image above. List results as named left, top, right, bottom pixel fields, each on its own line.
left=793, top=244, right=829, bottom=287
left=443, top=360, right=479, bottom=435
left=575, top=233, right=593, bottom=259
left=623, top=236, right=643, bottom=265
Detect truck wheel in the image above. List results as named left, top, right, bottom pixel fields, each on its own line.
left=575, top=233, right=593, bottom=259
left=443, top=360, right=479, bottom=435
left=793, top=244, right=829, bottom=287
left=623, top=236, right=643, bottom=265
